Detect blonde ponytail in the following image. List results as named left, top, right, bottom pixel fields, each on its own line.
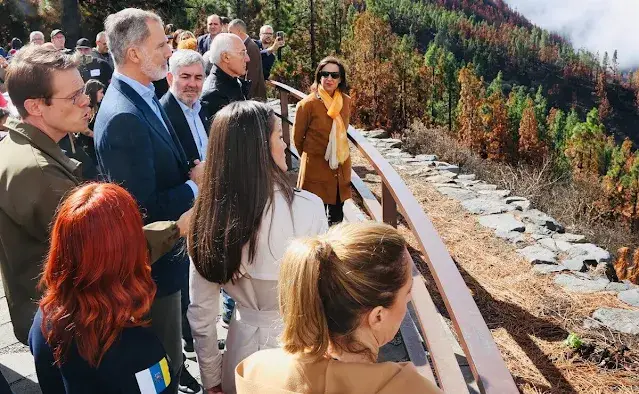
left=278, top=238, right=332, bottom=359
left=278, top=222, right=408, bottom=362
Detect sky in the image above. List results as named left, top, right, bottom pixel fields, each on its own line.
left=503, top=0, right=639, bottom=69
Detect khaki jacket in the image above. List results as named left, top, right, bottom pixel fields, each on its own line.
left=235, top=348, right=443, bottom=394
left=0, top=118, right=178, bottom=344
left=293, top=93, right=352, bottom=204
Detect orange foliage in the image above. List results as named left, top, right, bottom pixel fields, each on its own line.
left=518, top=98, right=546, bottom=163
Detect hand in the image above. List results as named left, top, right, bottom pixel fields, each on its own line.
left=176, top=208, right=193, bottom=238
left=0, top=57, right=8, bottom=69
left=206, top=385, right=224, bottom=393
left=269, top=39, right=285, bottom=53
left=189, top=159, right=205, bottom=187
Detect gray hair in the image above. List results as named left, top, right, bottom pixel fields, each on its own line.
left=29, top=31, right=44, bottom=42
left=169, top=50, right=205, bottom=74
left=259, top=25, right=273, bottom=34
left=104, top=8, right=162, bottom=66
left=228, top=19, right=247, bottom=34
left=209, top=33, right=241, bottom=65
left=96, top=31, right=107, bottom=42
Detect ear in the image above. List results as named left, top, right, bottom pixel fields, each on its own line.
left=23, top=98, right=44, bottom=117
left=166, top=72, right=174, bottom=86
left=126, top=46, right=142, bottom=65
left=366, top=306, right=386, bottom=332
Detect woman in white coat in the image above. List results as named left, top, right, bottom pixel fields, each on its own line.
left=187, top=101, right=328, bottom=394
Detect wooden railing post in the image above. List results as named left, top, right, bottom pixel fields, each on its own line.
left=382, top=181, right=397, bottom=228
left=279, top=90, right=292, bottom=169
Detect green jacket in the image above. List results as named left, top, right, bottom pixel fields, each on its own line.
left=0, top=117, right=179, bottom=344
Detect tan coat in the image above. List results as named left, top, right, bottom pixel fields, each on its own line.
left=0, top=117, right=179, bottom=344
left=235, top=348, right=443, bottom=394
left=293, top=92, right=352, bottom=205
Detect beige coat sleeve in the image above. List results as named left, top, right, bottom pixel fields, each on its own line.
left=142, top=221, right=180, bottom=264
left=187, top=263, right=222, bottom=389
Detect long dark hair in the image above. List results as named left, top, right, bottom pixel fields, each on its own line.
left=188, top=101, right=294, bottom=284
left=311, top=56, right=348, bottom=93
left=84, top=79, right=105, bottom=109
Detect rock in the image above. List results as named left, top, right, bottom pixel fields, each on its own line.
left=510, top=200, right=531, bottom=211
left=434, top=183, right=460, bottom=188
left=367, top=129, right=389, bottom=139
left=457, top=174, right=476, bottom=181
left=470, top=183, right=498, bottom=191
left=606, top=282, right=631, bottom=293
left=538, top=238, right=572, bottom=253
left=552, top=233, right=586, bottom=243
left=592, top=308, right=639, bottom=335
left=504, top=196, right=527, bottom=204
left=566, top=243, right=611, bottom=263
left=456, top=179, right=480, bottom=187
left=386, top=151, right=413, bottom=159
left=495, top=229, right=526, bottom=244
left=437, top=170, right=458, bottom=178
left=517, top=245, right=557, bottom=264
left=618, top=289, right=639, bottom=307
left=407, top=168, right=434, bottom=176
left=519, top=209, right=564, bottom=233
left=622, top=280, right=639, bottom=289
left=462, top=198, right=515, bottom=215
left=479, top=213, right=526, bottom=233
left=415, top=154, right=437, bottom=161
left=533, top=264, right=568, bottom=274
left=531, top=233, right=550, bottom=241
left=426, top=175, right=456, bottom=184
left=525, top=224, right=552, bottom=236
left=363, top=173, right=382, bottom=184
left=554, top=274, right=610, bottom=293
left=379, top=138, right=402, bottom=148
left=477, top=189, right=511, bottom=198
left=561, top=258, right=587, bottom=272
left=437, top=187, right=477, bottom=201
left=437, top=165, right=460, bottom=174
left=402, top=158, right=430, bottom=164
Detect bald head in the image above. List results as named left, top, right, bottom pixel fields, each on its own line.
left=207, top=14, right=222, bottom=37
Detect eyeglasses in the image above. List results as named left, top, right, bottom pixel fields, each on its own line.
left=319, top=71, right=340, bottom=79
left=230, top=49, right=248, bottom=57
left=48, top=88, right=89, bottom=106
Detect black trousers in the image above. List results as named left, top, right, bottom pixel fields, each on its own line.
left=325, top=186, right=344, bottom=226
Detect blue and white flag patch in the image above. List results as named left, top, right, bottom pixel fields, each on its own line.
left=135, top=356, right=171, bottom=394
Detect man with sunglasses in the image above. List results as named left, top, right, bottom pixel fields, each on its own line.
left=201, top=33, right=250, bottom=117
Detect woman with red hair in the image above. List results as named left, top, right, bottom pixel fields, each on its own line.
left=29, top=183, right=176, bottom=394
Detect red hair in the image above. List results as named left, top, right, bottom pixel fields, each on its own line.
left=39, top=183, right=156, bottom=367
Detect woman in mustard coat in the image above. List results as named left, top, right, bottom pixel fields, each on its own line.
left=293, top=56, right=351, bottom=225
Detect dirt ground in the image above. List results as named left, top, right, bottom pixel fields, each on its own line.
left=349, top=150, right=639, bottom=394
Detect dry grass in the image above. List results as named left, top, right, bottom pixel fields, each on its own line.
left=349, top=147, right=639, bottom=394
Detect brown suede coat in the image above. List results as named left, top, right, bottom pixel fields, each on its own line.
left=293, top=92, right=352, bottom=205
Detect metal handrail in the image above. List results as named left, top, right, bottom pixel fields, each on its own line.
left=267, top=79, right=519, bottom=394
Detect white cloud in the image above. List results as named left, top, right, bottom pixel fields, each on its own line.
left=503, top=0, right=639, bottom=69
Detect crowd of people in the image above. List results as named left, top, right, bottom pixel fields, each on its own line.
left=0, top=7, right=443, bottom=394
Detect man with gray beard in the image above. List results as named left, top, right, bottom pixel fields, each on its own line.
left=94, top=9, right=205, bottom=393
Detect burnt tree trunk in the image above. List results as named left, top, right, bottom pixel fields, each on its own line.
left=61, top=0, right=80, bottom=48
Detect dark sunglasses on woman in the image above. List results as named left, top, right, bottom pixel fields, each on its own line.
left=319, top=71, right=340, bottom=79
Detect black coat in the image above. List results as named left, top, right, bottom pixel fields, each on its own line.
left=201, top=65, right=249, bottom=118
left=160, top=91, right=211, bottom=166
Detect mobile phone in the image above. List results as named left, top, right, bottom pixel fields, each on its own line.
left=276, top=31, right=284, bottom=40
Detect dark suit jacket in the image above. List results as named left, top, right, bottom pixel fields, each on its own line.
left=244, top=37, right=267, bottom=100
left=197, top=34, right=212, bottom=55
left=94, top=77, right=193, bottom=297
left=160, top=91, right=211, bottom=165
left=201, top=65, right=249, bottom=118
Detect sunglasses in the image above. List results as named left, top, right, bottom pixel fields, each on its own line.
left=319, top=71, right=340, bottom=79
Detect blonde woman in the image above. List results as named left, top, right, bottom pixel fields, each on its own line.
left=235, top=222, right=443, bottom=394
